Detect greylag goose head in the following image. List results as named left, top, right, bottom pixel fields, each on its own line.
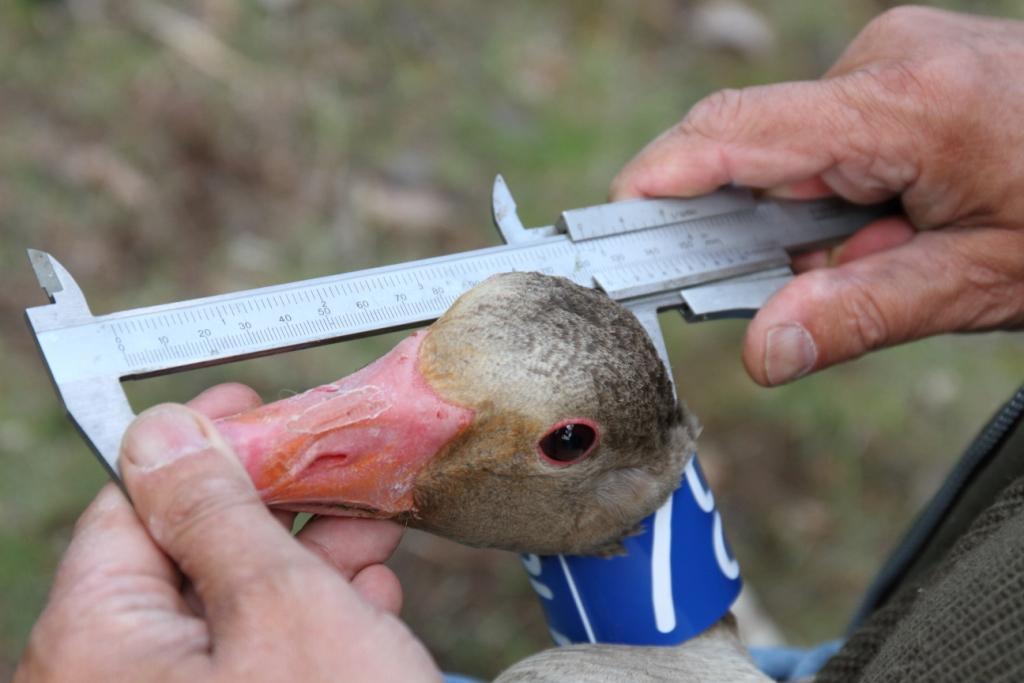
left=215, top=272, right=698, bottom=555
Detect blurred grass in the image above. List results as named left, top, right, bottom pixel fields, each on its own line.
left=2, top=0, right=1023, bottom=679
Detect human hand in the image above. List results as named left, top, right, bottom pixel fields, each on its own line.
left=14, top=383, right=440, bottom=683
left=612, top=6, right=1024, bottom=386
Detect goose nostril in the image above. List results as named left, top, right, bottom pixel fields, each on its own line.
left=304, top=453, right=350, bottom=476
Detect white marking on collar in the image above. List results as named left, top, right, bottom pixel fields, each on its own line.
left=559, top=555, right=596, bottom=643
left=714, top=511, right=740, bottom=579
left=652, top=491, right=677, bottom=633
left=685, top=457, right=715, bottom=513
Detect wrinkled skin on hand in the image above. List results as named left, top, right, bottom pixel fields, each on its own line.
left=613, top=6, right=1024, bottom=386
left=14, top=384, right=441, bottom=683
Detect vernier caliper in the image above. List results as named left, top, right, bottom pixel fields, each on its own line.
left=25, top=176, right=892, bottom=483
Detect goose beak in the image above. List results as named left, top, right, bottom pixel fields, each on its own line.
left=213, top=331, right=474, bottom=516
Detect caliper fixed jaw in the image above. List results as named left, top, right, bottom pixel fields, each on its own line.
left=26, top=249, right=93, bottom=328
left=25, top=250, right=134, bottom=484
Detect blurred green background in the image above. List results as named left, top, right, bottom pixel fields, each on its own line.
left=2, top=0, right=1023, bottom=678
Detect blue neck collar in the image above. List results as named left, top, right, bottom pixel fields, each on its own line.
left=521, top=454, right=741, bottom=646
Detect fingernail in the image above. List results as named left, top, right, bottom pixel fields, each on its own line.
left=123, top=405, right=209, bottom=470
left=764, top=324, right=817, bottom=385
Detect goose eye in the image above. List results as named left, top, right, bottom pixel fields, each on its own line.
left=537, top=421, right=598, bottom=465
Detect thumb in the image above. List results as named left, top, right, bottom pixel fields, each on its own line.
left=119, top=404, right=316, bottom=623
left=610, top=73, right=918, bottom=204
left=744, top=227, right=1024, bottom=386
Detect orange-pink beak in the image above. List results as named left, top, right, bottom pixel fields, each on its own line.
left=214, top=331, right=474, bottom=516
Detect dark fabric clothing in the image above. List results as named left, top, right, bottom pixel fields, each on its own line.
left=818, top=417, right=1024, bottom=683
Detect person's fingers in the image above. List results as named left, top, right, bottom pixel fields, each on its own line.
left=181, top=385, right=295, bottom=614
left=294, top=518, right=401, bottom=614
left=58, top=384, right=260, bottom=619
left=791, top=248, right=830, bottom=272
left=296, top=517, right=404, bottom=613
left=351, top=564, right=403, bottom=615
left=186, top=384, right=297, bottom=530
left=271, top=509, right=299, bottom=531
left=743, top=227, right=1024, bottom=385
left=829, top=217, right=916, bottom=266
left=118, top=403, right=328, bottom=631
left=791, top=217, right=916, bottom=273
left=609, top=72, right=919, bottom=205
left=187, top=382, right=262, bottom=419
left=764, top=176, right=835, bottom=200
left=297, top=517, right=404, bottom=580
left=48, top=484, right=183, bottom=608
left=27, top=486, right=211, bottom=682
